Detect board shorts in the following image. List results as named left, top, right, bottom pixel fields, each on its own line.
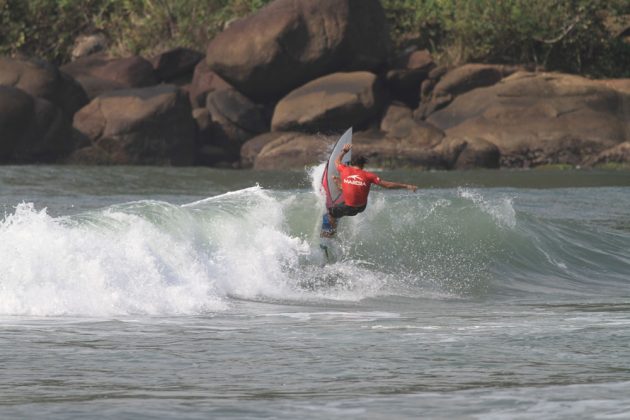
left=328, top=203, right=367, bottom=218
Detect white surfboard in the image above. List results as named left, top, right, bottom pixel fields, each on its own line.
left=322, top=127, right=352, bottom=210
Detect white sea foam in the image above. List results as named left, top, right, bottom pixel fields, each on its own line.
left=0, top=187, right=391, bottom=317
left=0, top=202, right=226, bottom=316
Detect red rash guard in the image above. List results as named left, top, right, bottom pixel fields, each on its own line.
left=337, top=164, right=381, bottom=207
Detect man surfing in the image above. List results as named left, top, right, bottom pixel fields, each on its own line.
left=321, top=144, right=418, bottom=238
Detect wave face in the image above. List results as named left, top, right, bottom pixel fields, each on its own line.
left=1, top=179, right=629, bottom=316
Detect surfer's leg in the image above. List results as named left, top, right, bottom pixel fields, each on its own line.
left=346, top=204, right=367, bottom=216
left=321, top=213, right=337, bottom=238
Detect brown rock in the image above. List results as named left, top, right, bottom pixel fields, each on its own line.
left=193, top=107, right=238, bottom=166
left=428, top=72, right=629, bottom=167
left=70, top=85, right=195, bottom=165
left=189, top=60, right=232, bottom=107
left=254, top=132, right=334, bottom=169
left=0, top=56, right=88, bottom=119
left=385, top=49, right=435, bottom=107
left=407, top=50, right=435, bottom=71
left=352, top=130, right=447, bottom=169
left=13, top=98, right=73, bottom=162
left=271, top=71, right=385, bottom=132
left=380, top=103, right=413, bottom=133
left=241, top=132, right=293, bottom=168
left=205, top=88, right=269, bottom=156
left=250, top=124, right=450, bottom=170
left=379, top=103, right=444, bottom=148
left=0, top=86, right=73, bottom=162
left=420, top=64, right=520, bottom=118
left=0, top=86, right=34, bottom=158
left=433, top=64, right=517, bottom=97
left=438, top=137, right=500, bottom=169
left=206, top=0, right=390, bottom=101
left=149, top=47, right=204, bottom=83
left=61, top=53, right=157, bottom=99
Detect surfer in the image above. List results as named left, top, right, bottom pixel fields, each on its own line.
left=321, top=144, right=418, bottom=237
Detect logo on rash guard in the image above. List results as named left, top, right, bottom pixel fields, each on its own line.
left=344, top=174, right=367, bottom=186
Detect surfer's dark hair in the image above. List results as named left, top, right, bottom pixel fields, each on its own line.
left=351, top=155, right=368, bottom=167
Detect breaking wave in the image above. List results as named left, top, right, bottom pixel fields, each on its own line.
left=1, top=170, right=628, bottom=316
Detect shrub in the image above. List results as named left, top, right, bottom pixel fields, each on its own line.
left=1, top=0, right=628, bottom=77
left=0, top=0, right=273, bottom=63
left=382, top=0, right=630, bottom=77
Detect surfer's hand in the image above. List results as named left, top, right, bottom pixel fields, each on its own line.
left=342, top=144, right=352, bottom=153
left=407, top=184, right=418, bottom=192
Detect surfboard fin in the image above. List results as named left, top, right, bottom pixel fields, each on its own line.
left=319, top=243, right=330, bottom=261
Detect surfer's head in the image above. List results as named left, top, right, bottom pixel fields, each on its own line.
left=350, top=155, right=367, bottom=168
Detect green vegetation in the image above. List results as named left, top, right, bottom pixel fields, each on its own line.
left=0, top=0, right=270, bottom=62
left=382, top=0, right=630, bottom=77
left=594, top=162, right=630, bottom=170
left=534, top=163, right=577, bottom=171
left=1, top=0, right=629, bottom=77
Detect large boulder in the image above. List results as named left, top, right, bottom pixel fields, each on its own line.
left=437, top=137, right=501, bottom=169
left=352, top=130, right=447, bottom=169
left=385, top=49, right=435, bottom=107
left=250, top=124, right=488, bottom=170
left=333, top=106, right=497, bottom=169
left=0, top=56, right=88, bottom=119
left=240, top=132, right=289, bottom=168
left=149, top=47, right=204, bottom=83
left=189, top=59, right=232, bottom=107
left=427, top=72, right=630, bottom=167
left=205, top=88, right=269, bottom=155
left=0, top=86, right=73, bottom=162
left=379, top=103, right=444, bottom=148
left=271, top=71, right=385, bottom=132
left=418, top=64, right=520, bottom=119
left=206, top=0, right=390, bottom=101
left=433, top=63, right=520, bottom=98
left=254, top=132, right=334, bottom=169
left=0, top=87, right=33, bottom=158
left=61, top=53, right=158, bottom=99
left=70, top=84, right=195, bottom=165
left=193, top=107, right=243, bottom=167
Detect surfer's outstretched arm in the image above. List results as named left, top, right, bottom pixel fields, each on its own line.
left=335, top=144, right=352, bottom=167
left=379, top=180, right=418, bottom=192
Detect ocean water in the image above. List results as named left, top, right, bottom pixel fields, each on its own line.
left=1, top=165, right=630, bottom=419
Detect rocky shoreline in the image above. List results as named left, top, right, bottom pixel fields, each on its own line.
left=1, top=0, right=629, bottom=169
